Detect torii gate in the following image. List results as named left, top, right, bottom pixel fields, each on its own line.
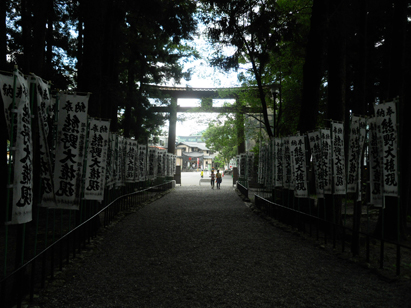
left=147, top=85, right=271, bottom=155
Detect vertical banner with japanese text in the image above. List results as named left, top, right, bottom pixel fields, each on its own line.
left=115, top=136, right=126, bottom=187
left=33, top=75, right=56, bottom=206
left=307, top=131, right=324, bottom=198
left=290, top=136, right=308, bottom=198
left=347, top=116, right=366, bottom=195
left=368, top=117, right=383, bottom=207
left=0, top=71, right=33, bottom=223
left=148, top=147, right=157, bottom=179
left=84, top=118, right=110, bottom=200
left=274, top=138, right=283, bottom=187
left=108, top=134, right=118, bottom=189
left=320, top=129, right=332, bottom=195
left=125, top=139, right=137, bottom=183
left=138, top=144, right=146, bottom=181
left=44, top=93, right=89, bottom=209
left=283, top=137, right=291, bottom=189
left=157, top=149, right=164, bottom=177
left=258, top=140, right=263, bottom=184
left=247, top=151, right=254, bottom=182
left=331, top=122, right=346, bottom=195
left=239, top=153, right=247, bottom=178
left=374, top=102, right=398, bottom=196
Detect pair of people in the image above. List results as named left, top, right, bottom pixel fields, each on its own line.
left=210, top=170, right=222, bottom=189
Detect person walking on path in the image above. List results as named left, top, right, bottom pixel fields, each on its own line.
left=201, top=170, right=204, bottom=178
left=210, top=170, right=215, bottom=189
left=216, top=169, right=222, bottom=189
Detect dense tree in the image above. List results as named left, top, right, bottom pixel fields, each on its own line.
left=200, top=0, right=297, bottom=137
left=203, top=113, right=238, bottom=166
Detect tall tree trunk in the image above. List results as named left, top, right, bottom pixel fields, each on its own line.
left=45, top=0, right=54, bottom=78
left=297, top=0, right=328, bottom=133
left=0, top=0, right=7, bottom=70
left=32, top=0, right=47, bottom=75
left=78, top=0, right=108, bottom=118
left=124, top=57, right=135, bottom=138
left=21, top=0, right=32, bottom=72
left=101, top=0, right=123, bottom=124
left=327, top=1, right=346, bottom=122
left=76, top=1, right=84, bottom=86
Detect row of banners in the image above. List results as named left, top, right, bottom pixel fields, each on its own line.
left=1, top=71, right=176, bottom=224
left=255, top=101, right=398, bottom=206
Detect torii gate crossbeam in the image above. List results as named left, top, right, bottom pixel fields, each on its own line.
left=147, top=85, right=269, bottom=155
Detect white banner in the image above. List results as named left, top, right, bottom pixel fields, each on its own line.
left=374, top=102, right=398, bottom=197
left=105, top=133, right=115, bottom=189
left=33, top=75, right=56, bottom=207
left=247, top=151, right=254, bottom=182
left=108, top=134, right=118, bottom=189
left=0, top=72, right=33, bottom=223
left=44, top=93, right=89, bottom=210
left=167, top=153, right=173, bottom=177
left=172, top=155, right=176, bottom=176
left=157, top=149, right=165, bottom=177
left=307, top=131, right=324, bottom=198
left=320, top=129, right=332, bottom=194
left=331, top=122, right=346, bottom=195
left=368, top=117, right=383, bottom=207
left=290, top=136, right=308, bottom=198
left=258, top=140, right=263, bottom=184
left=347, top=116, right=366, bottom=195
left=283, top=137, right=291, bottom=189
left=125, top=139, right=138, bottom=183
left=116, top=136, right=126, bottom=187
left=239, top=153, right=247, bottom=178
left=274, top=138, right=283, bottom=187
left=0, top=73, right=14, bottom=133
left=84, top=118, right=110, bottom=200
left=148, top=147, right=157, bottom=179
left=138, top=144, right=146, bottom=181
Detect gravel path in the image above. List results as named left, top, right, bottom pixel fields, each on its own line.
left=31, top=186, right=410, bottom=307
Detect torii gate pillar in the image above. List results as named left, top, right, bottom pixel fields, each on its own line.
left=167, top=97, right=177, bottom=154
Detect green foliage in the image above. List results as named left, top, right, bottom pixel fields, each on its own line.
left=203, top=113, right=238, bottom=166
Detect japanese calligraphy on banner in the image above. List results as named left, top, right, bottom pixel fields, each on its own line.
left=320, top=129, right=332, bottom=194
left=168, top=153, right=174, bottom=176
left=33, top=75, right=56, bottom=206
left=307, top=131, right=323, bottom=198
left=172, top=155, right=176, bottom=175
left=368, top=117, right=383, bottom=207
left=116, top=136, right=126, bottom=187
left=148, top=147, right=157, bottom=179
left=138, top=144, right=146, bottom=181
left=84, top=118, right=110, bottom=201
left=247, top=152, right=254, bottom=181
left=0, top=71, right=33, bottom=223
left=125, top=139, right=138, bottom=183
left=44, top=93, right=89, bottom=210
left=347, top=116, right=366, bottom=194
left=105, top=133, right=114, bottom=188
left=290, top=136, right=307, bottom=198
left=239, top=153, right=247, bottom=178
left=0, top=73, right=15, bottom=132
left=107, top=134, right=117, bottom=189
left=283, top=137, right=291, bottom=189
left=274, top=138, right=283, bottom=187
left=331, top=122, right=346, bottom=195
left=258, top=141, right=263, bottom=184
left=157, top=149, right=165, bottom=177
left=374, top=102, right=398, bottom=196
